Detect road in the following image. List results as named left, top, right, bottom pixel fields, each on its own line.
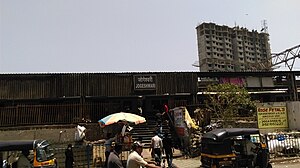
left=272, top=158, right=300, bottom=168
left=172, top=157, right=300, bottom=168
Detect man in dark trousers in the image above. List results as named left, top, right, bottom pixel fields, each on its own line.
left=107, top=143, right=124, bottom=168
left=163, top=133, right=174, bottom=168
left=65, top=144, right=74, bottom=168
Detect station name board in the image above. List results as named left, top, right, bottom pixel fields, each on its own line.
left=133, top=75, right=156, bottom=90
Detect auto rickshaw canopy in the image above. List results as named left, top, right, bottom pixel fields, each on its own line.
left=202, top=128, right=260, bottom=141
left=0, top=140, right=48, bottom=151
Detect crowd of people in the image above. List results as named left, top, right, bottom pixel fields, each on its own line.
left=107, top=141, right=172, bottom=168
left=1, top=133, right=175, bottom=168
left=102, top=104, right=176, bottom=168
left=100, top=130, right=176, bottom=168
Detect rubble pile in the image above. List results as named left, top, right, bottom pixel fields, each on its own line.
left=189, top=128, right=203, bottom=157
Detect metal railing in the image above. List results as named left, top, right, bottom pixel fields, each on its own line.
left=248, top=132, right=300, bottom=158
left=267, top=132, right=300, bottom=157
left=50, top=132, right=300, bottom=168
left=53, top=143, right=130, bottom=168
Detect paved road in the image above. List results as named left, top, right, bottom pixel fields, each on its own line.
left=171, top=156, right=300, bottom=168
left=272, top=158, right=300, bottom=168
left=142, top=149, right=300, bottom=168
left=172, top=157, right=200, bottom=168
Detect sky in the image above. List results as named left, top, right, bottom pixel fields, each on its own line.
left=1, top=0, right=300, bottom=73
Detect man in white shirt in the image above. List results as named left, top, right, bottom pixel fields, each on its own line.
left=127, top=141, right=160, bottom=168
left=150, top=132, right=164, bottom=166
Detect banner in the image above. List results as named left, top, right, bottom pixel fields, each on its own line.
left=257, top=106, right=288, bottom=128
left=173, top=107, right=198, bottom=136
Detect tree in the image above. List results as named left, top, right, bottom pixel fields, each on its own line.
left=204, top=83, right=257, bottom=122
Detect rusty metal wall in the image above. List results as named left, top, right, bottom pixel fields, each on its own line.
left=156, top=73, right=198, bottom=94
left=0, top=73, right=134, bottom=99
left=0, top=73, right=198, bottom=99
left=0, top=103, right=118, bottom=127
left=0, top=72, right=198, bottom=127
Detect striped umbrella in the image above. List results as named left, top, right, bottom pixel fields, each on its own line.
left=98, top=112, right=146, bottom=126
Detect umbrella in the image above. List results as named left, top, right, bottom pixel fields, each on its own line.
left=98, top=112, right=146, bottom=126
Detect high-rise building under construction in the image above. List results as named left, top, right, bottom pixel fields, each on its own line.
left=195, top=22, right=271, bottom=72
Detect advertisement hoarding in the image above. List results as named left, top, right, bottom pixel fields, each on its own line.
left=257, top=106, right=288, bottom=129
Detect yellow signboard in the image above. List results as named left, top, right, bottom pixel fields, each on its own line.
left=257, top=106, right=288, bottom=128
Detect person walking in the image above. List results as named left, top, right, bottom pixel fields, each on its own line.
left=127, top=141, right=160, bottom=168
left=150, top=131, right=164, bottom=166
left=105, top=133, right=115, bottom=167
left=65, top=144, right=74, bottom=168
left=162, top=133, right=174, bottom=168
left=107, top=143, right=124, bottom=168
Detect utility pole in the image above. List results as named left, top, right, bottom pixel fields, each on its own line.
left=288, top=72, right=298, bottom=101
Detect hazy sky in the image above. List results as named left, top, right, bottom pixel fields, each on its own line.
left=1, top=0, right=299, bottom=73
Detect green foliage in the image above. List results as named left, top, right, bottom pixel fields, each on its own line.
left=204, top=83, right=257, bottom=121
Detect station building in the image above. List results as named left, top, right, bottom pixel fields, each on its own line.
left=0, top=71, right=299, bottom=127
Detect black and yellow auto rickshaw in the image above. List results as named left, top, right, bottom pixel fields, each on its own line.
left=0, top=139, right=57, bottom=168
left=200, top=128, right=272, bottom=168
